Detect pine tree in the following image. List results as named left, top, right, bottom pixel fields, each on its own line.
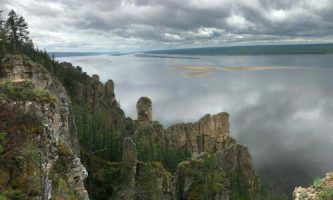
left=5, top=9, right=30, bottom=53
left=17, top=15, right=29, bottom=51
left=0, top=10, right=5, bottom=57
left=0, top=10, right=4, bottom=38
left=5, top=10, right=19, bottom=53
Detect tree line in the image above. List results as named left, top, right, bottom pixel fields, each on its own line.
left=0, top=9, right=31, bottom=57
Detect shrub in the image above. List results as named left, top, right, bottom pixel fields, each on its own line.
left=313, top=178, right=324, bottom=188
left=318, top=187, right=333, bottom=200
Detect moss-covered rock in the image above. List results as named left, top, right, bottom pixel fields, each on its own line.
left=0, top=55, right=89, bottom=200
left=135, top=161, right=173, bottom=200
left=174, top=154, right=229, bottom=200
left=294, top=172, right=333, bottom=200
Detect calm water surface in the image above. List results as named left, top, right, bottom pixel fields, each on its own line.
left=59, top=53, right=333, bottom=191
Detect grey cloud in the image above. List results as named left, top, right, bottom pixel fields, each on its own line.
left=2, top=0, right=333, bottom=51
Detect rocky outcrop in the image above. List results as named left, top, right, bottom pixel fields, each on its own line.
left=110, top=97, right=263, bottom=200
left=58, top=62, right=125, bottom=129
left=136, top=97, right=153, bottom=123
left=0, top=54, right=264, bottom=200
left=172, top=145, right=263, bottom=200
left=115, top=137, right=172, bottom=200
left=173, top=153, right=229, bottom=200
left=215, top=144, right=262, bottom=198
left=0, top=55, right=89, bottom=199
left=167, top=112, right=235, bottom=157
left=293, top=172, right=333, bottom=200
left=135, top=162, right=173, bottom=200
left=133, top=99, right=236, bottom=158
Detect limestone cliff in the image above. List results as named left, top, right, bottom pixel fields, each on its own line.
left=167, top=113, right=235, bottom=157
left=0, top=55, right=89, bottom=199
left=112, top=96, right=264, bottom=200
left=59, top=62, right=125, bottom=129
left=0, top=54, right=264, bottom=200
left=293, top=172, right=333, bottom=200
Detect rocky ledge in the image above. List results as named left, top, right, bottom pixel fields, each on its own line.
left=293, top=172, right=333, bottom=200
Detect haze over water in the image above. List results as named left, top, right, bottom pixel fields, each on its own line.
left=59, top=53, right=333, bottom=193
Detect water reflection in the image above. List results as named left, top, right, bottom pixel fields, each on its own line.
left=59, top=54, right=333, bottom=193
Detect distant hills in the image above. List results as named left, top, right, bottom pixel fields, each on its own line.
left=145, top=43, right=333, bottom=55
left=50, top=43, right=333, bottom=58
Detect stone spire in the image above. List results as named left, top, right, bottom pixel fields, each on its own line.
left=136, top=97, right=152, bottom=123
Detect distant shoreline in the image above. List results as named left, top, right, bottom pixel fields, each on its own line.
left=50, top=43, right=333, bottom=58
left=145, top=43, right=333, bottom=56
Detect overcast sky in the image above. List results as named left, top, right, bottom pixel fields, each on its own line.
left=1, top=0, right=333, bottom=52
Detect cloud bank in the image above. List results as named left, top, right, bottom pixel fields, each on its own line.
left=1, top=0, right=333, bottom=51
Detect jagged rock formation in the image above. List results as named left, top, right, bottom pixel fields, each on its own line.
left=110, top=96, right=264, bottom=200
left=167, top=113, right=235, bottom=157
left=116, top=137, right=172, bottom=200
left=136, top=97, right=153, bottom=123
left=59, top=62, right=125, bottom=129
left=1, top=54, right=264, bottom=200
left=293, top=172, right=333, bottom=200
left=215, top=144, right=263, bottom=198
left=0, top=55, right=89, bottom=199
left=135, top=162, right=173, bottom=200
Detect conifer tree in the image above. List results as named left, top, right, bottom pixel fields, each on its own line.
left=17, top=15, right=29, bottom=48
left=5, top=10, right=19, bottom=53
left=5, top=9, right=30, bottom=53
left=0, top=10, right=5, bottom=57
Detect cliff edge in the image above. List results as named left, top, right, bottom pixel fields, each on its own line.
left=0, top=55, right=89, bottom=199
left=293, top=172, right=333, bottom=200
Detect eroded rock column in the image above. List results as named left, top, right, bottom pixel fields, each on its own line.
left=136, top=97, right=152, bottom=123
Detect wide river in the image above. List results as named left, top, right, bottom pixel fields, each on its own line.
left=59, top=53, right=333, bottom=192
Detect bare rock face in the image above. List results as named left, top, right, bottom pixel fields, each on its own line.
left=137, top=97, right=153, bottom=123
left=105, top=79, right=115, bottom=100
left=293, top=172, right=333, bottom=200
left=167, top=112, right=235, bottom=156
left=1, top=55, right=49, bottom=87
left=91, top=74, right=100, bottom=82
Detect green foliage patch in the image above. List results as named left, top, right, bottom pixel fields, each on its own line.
left=318, top=187, right=333, bottom=200
left=313, top=177, right=324, bottom=188
left=0, top=81, right=56, bottom=104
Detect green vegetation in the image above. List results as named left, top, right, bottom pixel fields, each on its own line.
left=313, top=177, right=324, bottom=188
left=0, top=102, right=43, bottom=199
left=177, top=155, right=228, bottom=200
left=0, top=9, right=31, bottom=60
left=300, top=191, right=308, bottom=199
left=136, top=135, right=190, bottom=172
left=318, top=187, right=333, bottom=200
left=0, top=81, right=56, bottom=104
